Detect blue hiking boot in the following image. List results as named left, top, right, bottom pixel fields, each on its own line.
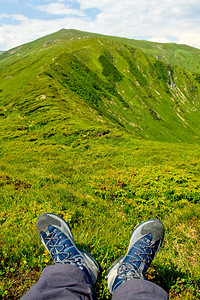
left=36, top=212, right=99, bottom=285
left=107, top=219, right=165, bottom=293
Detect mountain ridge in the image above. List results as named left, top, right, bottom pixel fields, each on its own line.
left=0, top=29, right=200, bottom=145
left=2, top=28, right=200, bottom=73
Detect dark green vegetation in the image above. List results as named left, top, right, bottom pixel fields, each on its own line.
left=0, top=29, right=200, bottom=299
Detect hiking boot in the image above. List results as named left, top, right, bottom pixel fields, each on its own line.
left=36, top=212, right=99, bottom=285
left=107, top=219, right=165, bottom=293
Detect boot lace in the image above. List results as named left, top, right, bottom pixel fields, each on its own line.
left=44, top=227, right=84, bottom=265
left=118, top=236, right=158, bottom=280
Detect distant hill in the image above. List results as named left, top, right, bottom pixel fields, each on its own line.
left=0, top=29, right=200, bottom=145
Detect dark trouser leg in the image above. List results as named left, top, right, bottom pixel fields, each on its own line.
left=112, top=279, right=169, bottom=300
left=21, top=264, right=94, bottom=300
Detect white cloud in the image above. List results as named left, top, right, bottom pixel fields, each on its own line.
left=0, top=14, right=8, bottom=19
left=0, top=13, right=29, bottom=22
left=11, top=14, right=29, bottom=22
left=77, top=0, right=200, bottom=48
left=0, top=0, right=200, bottom=50
left=148, top=37, right=174, bottom=44
left=0, top=16, right=89, bottom=50
left=37, top=2, right=85, bottom=16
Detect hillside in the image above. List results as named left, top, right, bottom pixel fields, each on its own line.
left=0, top=30, right=200, bottom=299
left=1, top=29, right=200, bottom=146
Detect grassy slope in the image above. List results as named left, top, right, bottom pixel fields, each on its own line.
left=0, top=30, right=200, bottom=299
left=1, top=32, right=200, bottom=145
left=42, top=29, right=200, bottom=73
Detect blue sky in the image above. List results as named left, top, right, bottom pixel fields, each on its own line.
left=0, top=0, right=200, bottom=50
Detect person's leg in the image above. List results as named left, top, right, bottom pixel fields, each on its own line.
left=21, top=264, right=93, bottom=300
left=21, top=213, right=99, bottom=300
left=107, top=219, right=169, bottom=300
left=112, top=279, right=168, bottom=300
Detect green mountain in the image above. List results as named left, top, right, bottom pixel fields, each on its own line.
left=0, top=29, right=200, bottom=299
left=1, top=29, right=200, bottom=146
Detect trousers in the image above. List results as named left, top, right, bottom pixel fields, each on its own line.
left=21, top=264, right=169, bottom=300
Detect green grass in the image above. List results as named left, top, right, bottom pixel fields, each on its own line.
left=0, top=29, right=200, bottom=299
left=0, top=127, right=200, bottom=299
